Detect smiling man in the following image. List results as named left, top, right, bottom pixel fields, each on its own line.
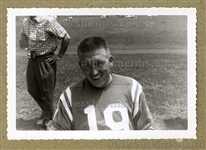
left=50, top=36, right=153, bottom=130
left=78, top=43, right=113, bottom=88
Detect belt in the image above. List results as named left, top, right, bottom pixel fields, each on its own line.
left=29, top=51, right=54, bottom=59
left=28, top=46, right=57, bottom=59
left=35, top=51, right=54, bottom=56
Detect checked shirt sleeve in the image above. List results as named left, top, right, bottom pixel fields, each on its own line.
left=19, top=18, right=29, bottom=49
left=46, top=18, right=68, bottom=39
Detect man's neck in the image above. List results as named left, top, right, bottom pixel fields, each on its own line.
left=87, top=74, right=113, bottom=91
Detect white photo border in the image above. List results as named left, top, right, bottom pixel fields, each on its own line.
left=7, top=8, right=196, bottom=140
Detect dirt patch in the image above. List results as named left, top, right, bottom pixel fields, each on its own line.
left=164, top=117, right=187, bottom=130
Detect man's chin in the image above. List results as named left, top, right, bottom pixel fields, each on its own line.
left=90, top=83, right=102, bottom=88
left=88, top=80, right=103, bottom=88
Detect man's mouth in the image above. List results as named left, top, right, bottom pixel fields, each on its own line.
left=91, top=75, right=101, bottom=80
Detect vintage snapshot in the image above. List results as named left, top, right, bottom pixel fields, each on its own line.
left=7, top=8, right=196, bottom=139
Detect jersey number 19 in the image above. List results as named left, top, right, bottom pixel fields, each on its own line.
left=84, top=103, right=129, bottom=130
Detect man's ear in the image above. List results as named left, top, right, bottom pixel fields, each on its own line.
left=109, top=55, right=113, bottom=66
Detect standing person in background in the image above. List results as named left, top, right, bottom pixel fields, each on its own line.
left=19, top=16, right=70, bottom=129
left=49, top=36, right=153, bottom=130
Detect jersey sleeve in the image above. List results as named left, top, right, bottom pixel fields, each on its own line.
left=46, top=17, right=68, bottom=39
left=133, top=92, right=154, bottom=130
left=51, top=88, right=74, bottom=130
left=131, top=79, right=153, bottom=130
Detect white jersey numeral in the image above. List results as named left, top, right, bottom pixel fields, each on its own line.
left=104, top=103, right=129, bottom=130
left=84, top=103, right=129, bottom=130
left=84, top=105, right=98, bottom=130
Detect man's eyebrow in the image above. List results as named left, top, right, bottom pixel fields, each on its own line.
left=93, top=59, right=106, bottom=62
left=79, top=61, right=89, bottom=64
left=95, top=60, right=105, bottom=62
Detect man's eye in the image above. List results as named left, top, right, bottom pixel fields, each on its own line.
left=98, top=61, right=105, bottom=67
left=93, top=61, right=104, bottom=67
left=79, top=62, right=90, bottom=68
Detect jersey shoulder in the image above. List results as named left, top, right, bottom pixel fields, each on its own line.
left=65, top=79, right=84, bottom=91
left=112, top=74, right=142, bottom=89
left=112, top=74, right=142, bottom=87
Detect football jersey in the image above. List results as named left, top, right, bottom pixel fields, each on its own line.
left=52, top=74, right=153, bottom=130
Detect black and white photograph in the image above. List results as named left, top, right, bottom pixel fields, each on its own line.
left=7, top=8, right=196, bottom=139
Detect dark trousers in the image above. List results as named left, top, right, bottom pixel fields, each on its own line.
left=26, top=55, right=56, bottom=121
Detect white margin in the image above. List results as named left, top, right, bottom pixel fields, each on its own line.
left=7, top=8, right=197, bottom=140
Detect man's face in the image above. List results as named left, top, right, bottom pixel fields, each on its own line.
left=78, top=48, right=113, bottom=88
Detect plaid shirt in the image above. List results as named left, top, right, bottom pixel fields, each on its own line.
left=21, top=16, right=68, bottom=56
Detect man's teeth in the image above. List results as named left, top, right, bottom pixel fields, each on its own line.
left=91, top=76, right=101, bottom=80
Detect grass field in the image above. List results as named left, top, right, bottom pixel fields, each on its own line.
left=16, top=15, right=187, bottom=51
left=16, top=16, right=187, bottom=130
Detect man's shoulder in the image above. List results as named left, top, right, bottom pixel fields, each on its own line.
left=66, top=79, right=84, bottom=90
left=35, top=16, right=56, bottom=24
left=112, top=74, right=142, bottom=87
left=113, top=74, right=135, bottom=83
left=71, top=79, right=84, bottom=87
left=42, top=16, right=56, bottom=21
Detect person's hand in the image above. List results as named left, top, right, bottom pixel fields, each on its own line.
left=46, top=54, right=61, bottom=64
left=25, top=48, right=31, bottom=59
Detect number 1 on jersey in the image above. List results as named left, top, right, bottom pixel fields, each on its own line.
left=84, top=105, right=98, bottom=130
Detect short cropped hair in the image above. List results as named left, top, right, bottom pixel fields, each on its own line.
left=77, top=36, right=109, bottom=55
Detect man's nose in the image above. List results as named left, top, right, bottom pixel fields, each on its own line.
left=90, top=67, right=98, bottom=75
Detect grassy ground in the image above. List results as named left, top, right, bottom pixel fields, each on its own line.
left=16, top=16, right=187, bottom=130
left=16, top=15, right=187, bottom=52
